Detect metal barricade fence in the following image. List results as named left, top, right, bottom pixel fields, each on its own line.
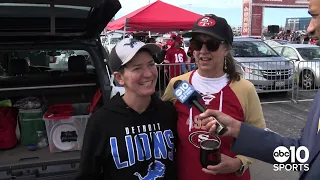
left=238, top=60, right=295, bottom=100
left=156, top=63, right=196, bottom=97
left=155, top=60, right=296, bottom=100
left=296, top=60, right=320, bottom=101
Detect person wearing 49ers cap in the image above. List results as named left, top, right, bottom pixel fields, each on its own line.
left=162, top=14, right=265, bottom=180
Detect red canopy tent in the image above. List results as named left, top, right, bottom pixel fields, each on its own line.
left=106, top=0, right=202, bottom=32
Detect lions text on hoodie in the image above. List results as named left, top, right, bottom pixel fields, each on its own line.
left=75, top=94, right=178, bottom=180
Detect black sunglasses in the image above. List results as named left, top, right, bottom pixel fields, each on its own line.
left=190, top=39, right=225, bottom=52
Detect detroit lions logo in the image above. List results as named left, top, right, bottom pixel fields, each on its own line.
left=124, top=38, right=139, bottom=48
left=133, top=160, right=165, bottom=180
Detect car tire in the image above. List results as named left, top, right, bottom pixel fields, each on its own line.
left=300, top=70, right=314, bottom=89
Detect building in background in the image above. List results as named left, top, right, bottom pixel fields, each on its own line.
left=285, top=17, right=311, bottom=31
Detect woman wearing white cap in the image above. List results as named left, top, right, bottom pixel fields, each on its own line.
left=75, top=38, right=178, bottom=180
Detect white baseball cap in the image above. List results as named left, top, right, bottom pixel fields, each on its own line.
left=108, top=38, right=161, bottom=72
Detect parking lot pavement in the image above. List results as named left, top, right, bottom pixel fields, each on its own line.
left=249, top=95, right=314, bottom=180
left=258, top=90, right=317, bottom=103
left=250, top=160, right=299, bottom=180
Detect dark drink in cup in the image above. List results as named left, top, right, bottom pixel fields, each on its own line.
left=200, top=139, right=221, bottom=168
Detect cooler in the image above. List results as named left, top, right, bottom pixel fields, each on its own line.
left=43, top=103, right=90, bottom=153
left=19, top=103, right=48, bottom=146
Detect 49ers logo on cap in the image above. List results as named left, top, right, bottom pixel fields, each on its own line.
left=198, top=17, right=216, bottom=27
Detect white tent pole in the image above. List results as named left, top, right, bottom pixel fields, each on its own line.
left=123, top=18, right=129, bottom=39
left=123, top=26, right=126, bottom=39
left=148, top=0, right=151, bottom=38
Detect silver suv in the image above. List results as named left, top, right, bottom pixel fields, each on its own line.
left=232, top=37, right=294, bottom=93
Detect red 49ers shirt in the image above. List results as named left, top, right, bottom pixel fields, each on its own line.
left=162, top=71, right=266, bottom=180
left=163, top=47, right=188, bottom=80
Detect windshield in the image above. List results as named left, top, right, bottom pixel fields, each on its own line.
left=297, top=47, right=320, bottom=60
left=0, top=49, right=94, bottom=73
left=232, top=41, right=279, bottom=57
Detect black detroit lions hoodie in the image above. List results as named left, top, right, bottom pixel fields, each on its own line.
left=75, top=93, right=178, bottom=180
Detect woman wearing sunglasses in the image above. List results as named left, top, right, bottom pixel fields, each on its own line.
left=162, top=14, right=266, bottom=180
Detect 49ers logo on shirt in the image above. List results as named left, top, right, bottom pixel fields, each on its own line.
left=201, top=93, right=215, bottom=105
left=188, top=131, right=217, bottom=148
left=197, top=17, right=216, bottom=27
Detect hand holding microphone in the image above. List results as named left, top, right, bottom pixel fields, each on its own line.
left=173, top=80, right=228, bottom=136
left=198, top=110, right=241, bottom=138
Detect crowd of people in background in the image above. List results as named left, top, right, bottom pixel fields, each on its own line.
left=272, top=30, right=320, bottom=45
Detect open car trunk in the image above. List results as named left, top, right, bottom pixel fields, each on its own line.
left=0, top=0, right=121, bottom=179
left=0, top=50, right=102, bottom=180
left=0, top=41, right=114, bottom=179
left=0, top=44, right=107, bottom=180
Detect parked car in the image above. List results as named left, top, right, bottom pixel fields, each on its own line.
left=273, top=44, right=320, bottom=89
left=232, top=37, right=294, bottom=93
left=0, top=0, right=121, bottom=179
left=105, top=36, right=122, bottom=52
left=48, top=51, right=70, bottom=69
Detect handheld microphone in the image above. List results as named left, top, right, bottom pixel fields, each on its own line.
left=173, top=80, right=228, bottom=136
